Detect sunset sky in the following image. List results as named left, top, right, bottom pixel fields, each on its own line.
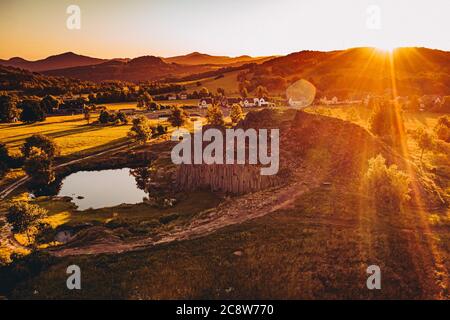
left=0, top=0, right=449, bottom=60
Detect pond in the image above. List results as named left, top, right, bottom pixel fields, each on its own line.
left=57, top=168, right=148, bottom=210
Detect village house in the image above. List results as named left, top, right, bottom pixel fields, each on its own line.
left=198, top=98, right=214, bottom=109
left=179, top=93, right=188, bottom=100
left=58, top=98, right=86, bottom=115
left=168, top=95, right=177, bottom=100
left=241, top=97, right=271, bottom=108
left=118, top=108, right=136, bottom=115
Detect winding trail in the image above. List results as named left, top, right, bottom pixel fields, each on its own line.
left=0, top=142, right=133, bottom=200
left=49, top=166, right=323, bottom=257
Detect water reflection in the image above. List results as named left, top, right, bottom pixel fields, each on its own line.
left=50, top=168, right=149, bottom=210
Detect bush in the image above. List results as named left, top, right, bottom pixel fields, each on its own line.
left=364, top=154, right=411, bottom=212
left=152, top=124, right=167, bottom=137
left=434, top=115, right=450, bottom=143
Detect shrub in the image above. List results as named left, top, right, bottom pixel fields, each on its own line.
left=364, top=154, right=411, bottom=212
left=434, top=115, right=450, bottom=143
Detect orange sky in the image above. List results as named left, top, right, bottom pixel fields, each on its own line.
left=0, top=0, right=449, bottom=60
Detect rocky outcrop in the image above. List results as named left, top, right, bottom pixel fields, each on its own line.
left=175, top=163, right=283, bottom=194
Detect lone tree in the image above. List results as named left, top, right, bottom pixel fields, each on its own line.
left=22, top=134, right=60, bottom=159
left=414, top=128, right=435, bottom=164
left=230, top=104, right=244, bottom=124
left=19, top=99, right=46, bottom=123
left=365, top=154, right=411, bottom=212
left=6, top=201, right=48, bottom=244
left=255, top=85, right=269, bottom=99
left=0, top=94, right=20, bottom=123
left=217, top=87, right=225, bottom=97
left=24, top=147, right=55, bottom=186
left=128, top=116, right=153, bottom=145
left=83, top=106, right=92, bottom=124
left=168, top=106, right=188, bottom=129
left=369, top=100, right=406, bottom=149
left=206, top=104, right=225, bottom=127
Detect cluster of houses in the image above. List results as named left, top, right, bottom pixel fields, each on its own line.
left=198, top=97, right=274, bottom=109
left=168, top=93, right=188, bottom=100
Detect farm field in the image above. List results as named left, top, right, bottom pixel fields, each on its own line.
left=0, top=114, right=133, bottom=158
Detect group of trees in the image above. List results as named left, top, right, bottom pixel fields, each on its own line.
left=409, top=115, right=450, bottom=166
left=128, top=116, right=168, bottom=145
left=98, top=110, right=129, bottom=125
left=0, top=94, right=63, bottom=124
left=1, top=135, right=58, bottom=192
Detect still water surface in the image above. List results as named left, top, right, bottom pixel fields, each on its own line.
left=57, top=168, right=147, bottom=210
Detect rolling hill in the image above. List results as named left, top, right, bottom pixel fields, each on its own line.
left=163, top=52, right=274, bottom=66
left=42, top=56, right=218, bottom=82
left=0, top=52, right=106, bottom=72
left=240, top=47, right=450, bottom=97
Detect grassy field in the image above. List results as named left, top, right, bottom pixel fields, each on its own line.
left=174, top=71, right=241, bottom=96
left=3, top=177, right=448, bottom=299
left=0, top=114, right=162, bottom=158
left=1, top=106, right=448, bottom=299
left=35, top=190, right=221, bottom=230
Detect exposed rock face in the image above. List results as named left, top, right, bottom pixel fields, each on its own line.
left=175, top=163, right=283, bottom=194
left=175, top=109, right=291, bottom=195
left=174, top=109, right=445, bottom=206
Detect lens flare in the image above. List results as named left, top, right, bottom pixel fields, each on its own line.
left=286, top=79, right=316, bottom=108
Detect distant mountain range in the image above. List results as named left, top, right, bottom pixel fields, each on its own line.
left=41, top=55, right=219, bottom=82
left=229, top=47, right=450, bottom=97
left=1, top=48, right=449, bottom=96
left=162, top=52, right=274, bottom=66
left=0, top=51, right=272, bottom=74
left=0, top=52, right=107, bottom=72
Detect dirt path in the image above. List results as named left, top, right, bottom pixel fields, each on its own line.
left=0, top=142, right=136, bottom=253
left=50, top=166, right=323, bottom=257
left=0, top=143, right=134, bottom=200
